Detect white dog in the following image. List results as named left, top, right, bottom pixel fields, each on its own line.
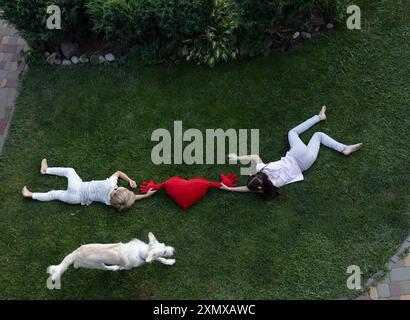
left=47, top=232, right=175, bottom=284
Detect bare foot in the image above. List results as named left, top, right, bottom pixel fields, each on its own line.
left=22, top=186, right=33, bottom=198
left=40, top=158, right=48, bottom=174
left=343, top=143, right=363, bottom=155
left=319, top=106, right=327, bottom=121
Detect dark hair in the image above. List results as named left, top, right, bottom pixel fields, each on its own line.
left=246, top=172, right=286, bottom=201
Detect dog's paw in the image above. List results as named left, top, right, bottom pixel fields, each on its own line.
left=47, top=265, right=56, bottom=275
left=167, top=259, right=176, bottom=266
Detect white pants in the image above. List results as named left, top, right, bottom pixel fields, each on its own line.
left=32, top=168, right=83, bottom=204
left=288, top=115, right=346, bottom=171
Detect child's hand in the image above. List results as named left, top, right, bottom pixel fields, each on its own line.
left=146, top=188, right=157, bottom=197
left=220, top=183, right=231, bottom=191
left=228, top=153, right=239, bottom=161
left=129, top=180, right=137, bottom=189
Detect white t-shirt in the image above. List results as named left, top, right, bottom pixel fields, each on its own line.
left=255, top=152, right=304, bottom=188
left=80, top=175, right=119, bottom=206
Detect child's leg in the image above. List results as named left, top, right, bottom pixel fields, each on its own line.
left=287, top=115, right=321, bottom=148
left=287, top=115, right=321, bottom=170
left=45, top=167, right=82, bottom=191
left=298, top=132, right=346, bottom=170
left=27, top=167, right=83, bottom=204
left=32, top=190, right=81, bottom=204
left=307, top=132, right=346, bottom=154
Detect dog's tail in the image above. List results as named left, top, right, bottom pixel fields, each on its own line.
left=47, top=251, right=77, bottom=283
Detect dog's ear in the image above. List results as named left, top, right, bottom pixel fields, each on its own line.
left=148, top=232, right=157, bottom=244
left=145, top=251, right=155, bottom=263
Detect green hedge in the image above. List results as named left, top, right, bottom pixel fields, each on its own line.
left=233, top=0, right=346, bottom=32
left=0, top=0, right=348, bottom=65
left=86, top=0, right=212, bottom=41
left=1, top=0, right=90, bottom=44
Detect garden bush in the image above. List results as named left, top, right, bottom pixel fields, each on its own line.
left=232, top=0, right=349, bottom=56
left=1, top=0, right=90, bottom=45
left=185, top=0, right=239, bottom=67
left=86, top=0, right=212, bottom=42
left=86, top=0, right=213, bottom=62
left=0, top=0, right=348, bottom=65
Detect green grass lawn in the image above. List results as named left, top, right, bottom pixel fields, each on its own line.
left=0, top=1, right=409, bottom=299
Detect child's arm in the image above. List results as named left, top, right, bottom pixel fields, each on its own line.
left=228, top=153, right=263, bottom=164
left=220, top=183, right=251, bottom=193
left=134, top=188, right=157, bottom=201
left=220, top=183, right=262, bottom=193
left=113, top=171, right=137, bottom=188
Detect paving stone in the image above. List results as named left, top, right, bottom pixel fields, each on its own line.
left=11, top=53, right=20, bottom=62
left=8, top=27, right=17, bottom=35
left=0, top=44, right=17, bottom=53
left=6, top=36, right=17, bottom=45
left=4, top=79, right=18, bottom=88
left=379, top=277, right=391, bottom=285
left=404, top=254, right=410, bottom=267
left=369, top=286, right=378, bottom=300
left=16, top=37, right=26, bottom=46
left=390, top=268, right=410, bottom=282
left=399, top=241, right=410, bottom=252
left=400, top=295, right=410, bottom=300
left=387, top=259, right=404, bottom=270
left=6, top=70, right=19, bottom=80
left=0, top=117, right=8, bottom=135
left=1, top=35, right=8, bottom=44
left=16, top=44, right=26, bottom=53
left=355, top=294, right=370, bottom=300
left=0, top=89, right=8, bottom=105
left=0, top=105, right=7, bottom=119
left=376, top=283, right=390, bottom=298
left=2, top=52, right=14, bottom=62
left=0, top=17, right=25, bottom=153
left=390, top=283, right=401, bottom=296
left=9, top=62, right=18, bottom=71
left=0, top=27, right=10, bottom=35
left=388, top=296, right=401, bottom=300
left=400, top=280, right=410, bottom=295
left=6, top=88, right=16, bottom=105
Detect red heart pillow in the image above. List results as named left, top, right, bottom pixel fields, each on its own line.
left=139, top=174, right=237, bottom=210
left=163, top=177, right=210, bottom=210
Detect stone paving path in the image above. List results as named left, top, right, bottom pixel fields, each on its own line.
left=0, top=15, right=28, bottom=152
left=356, top=234, right=410, bottom=300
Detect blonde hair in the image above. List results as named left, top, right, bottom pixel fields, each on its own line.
left=110, top=188, right=135, bottom=212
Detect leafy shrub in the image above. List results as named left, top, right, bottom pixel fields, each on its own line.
left=149, top=0, right=213, bottom=40
left=185, top=0, right=238, bottom=67
left=85, top=0, right=153, bottom=42
left=1, top=0, right=90, bottom=45
left=1, top=0, right=348, bottom=66
left=86, top=0, right=213, bottom=62
left=232, top=0, right=347, bottom=33
left=232, top=0, right=348, bottom=57
left=86, top=0, right=212, bottom=42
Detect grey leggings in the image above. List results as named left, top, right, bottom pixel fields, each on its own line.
left=288, top=115, right=346, bottom=171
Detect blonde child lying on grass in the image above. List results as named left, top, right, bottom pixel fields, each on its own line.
left=22, top=159, right=156, bottom=212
